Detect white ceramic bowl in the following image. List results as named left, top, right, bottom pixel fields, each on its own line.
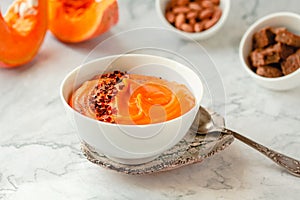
left=239, top=12, right=300, bottom=91
left=60, top=54, right=203, bottom=165
left=156, top=0, right=231, bottom=40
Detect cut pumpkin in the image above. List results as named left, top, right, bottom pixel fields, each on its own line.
left=0, top=0, right=48, bottom=68
left=48, top=0, right=119, bottom=43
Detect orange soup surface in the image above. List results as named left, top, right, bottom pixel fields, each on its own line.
left=70, top=71, right=195, bottom=125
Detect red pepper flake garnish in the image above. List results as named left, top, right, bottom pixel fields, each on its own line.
left=89, top=70, right=127, bottom=123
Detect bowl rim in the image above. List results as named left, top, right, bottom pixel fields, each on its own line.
left=239, top=11, right=300, bottom=82
left=155, top=0, right=231, bottom=39
left=60, top=54, right=203, bottom=127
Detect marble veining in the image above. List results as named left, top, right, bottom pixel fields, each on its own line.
left=1, top=0, right=300, bottom=199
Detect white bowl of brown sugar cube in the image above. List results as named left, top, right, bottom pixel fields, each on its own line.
left=156, top=0, right=231, bottom=40
left=239, top=12, right=300, bottom=91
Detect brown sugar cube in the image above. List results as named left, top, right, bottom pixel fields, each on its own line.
left=281, top=49, right=300, bottom=75
left=275, top=28, right=300, bottom=47
left=256, top=66, right=283, bottom=78
left=250, top=49, right=266, bottom=67
left=249, top=43, right=294, bottom=67
left=253, top=27, right=276, bottom=49
left=274, top=42, right=295, bottom=59
left=250, top=46, right=280, bottom=67
left=270, top=27, right=287, bottom=34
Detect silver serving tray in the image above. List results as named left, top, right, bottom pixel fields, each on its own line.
left=81, top=108, right=234, bottom=175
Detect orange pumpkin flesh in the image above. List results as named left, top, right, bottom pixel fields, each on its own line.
left=48, top=0, right=119, bottom=43
left=0, top=0, right=48, bottom=68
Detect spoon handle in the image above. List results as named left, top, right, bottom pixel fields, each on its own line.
left=223, top=128, right=300, bottom=177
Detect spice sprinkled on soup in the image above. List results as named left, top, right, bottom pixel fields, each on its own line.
left=69, top=71, right=195, bottom=125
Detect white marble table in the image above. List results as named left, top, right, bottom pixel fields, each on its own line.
left=1, top=0, right=300, bottom=199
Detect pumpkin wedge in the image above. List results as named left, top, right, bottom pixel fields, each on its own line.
left=48, top=0, right=119, bottom=43
left=0, top=0, right=48, bottom=68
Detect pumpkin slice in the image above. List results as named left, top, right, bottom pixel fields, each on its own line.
left=0, top=0, right=48, bottom=68
left=48, top=0, right=119, bottom=43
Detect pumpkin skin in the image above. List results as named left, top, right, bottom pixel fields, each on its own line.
left=48, top=0, right=119, bottom=43
left=0, top=0, right=48, bottom=68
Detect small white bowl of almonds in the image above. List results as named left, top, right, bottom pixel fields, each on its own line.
left=156, top=0, right=230, bottom=40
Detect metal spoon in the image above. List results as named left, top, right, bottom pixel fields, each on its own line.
left=191, top=107, right=300, bottom=177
